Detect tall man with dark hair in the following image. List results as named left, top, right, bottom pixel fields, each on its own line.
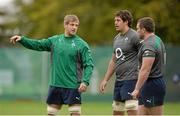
left=10, top=14, right=94, bottom=116
left=131, top=17, right=166, bottom=115
left=99, top=10, right=141, bottom=115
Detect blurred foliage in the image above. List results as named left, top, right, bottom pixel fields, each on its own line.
left=0, top=0, right=179, bottom=45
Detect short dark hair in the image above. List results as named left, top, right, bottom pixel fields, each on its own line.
left=115, top=10, right=133, bottom=27
left=138, top=17, right=155, bottom=32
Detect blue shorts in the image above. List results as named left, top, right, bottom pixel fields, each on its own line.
left=139, top=77, right=166, bottom=107
left=46, top=86, right=81, bottom=105
left=113, top=80, right=137, bottom=102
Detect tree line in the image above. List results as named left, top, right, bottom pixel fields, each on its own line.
left=0, top=0, right=179, bottom=46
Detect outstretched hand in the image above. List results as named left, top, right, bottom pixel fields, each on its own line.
left=10, top=35, right=21, bottom=44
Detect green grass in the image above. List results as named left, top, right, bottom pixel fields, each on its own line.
left=0, top=101, right=180, bottom=115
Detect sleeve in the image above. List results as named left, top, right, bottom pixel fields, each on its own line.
left=142, top=49, right=155, bottom=57
left=19, top=35, right=57, bottom=51
left=81, top=43, right=94, bottom=86
left=142, top=43, right=156, bottom=58
left=113, top=34, right=119, bottom=54
left=132, top=33, right=142, bottom=50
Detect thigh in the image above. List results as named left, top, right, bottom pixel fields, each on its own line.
left=46, top=86, right=81, bottom=105
left=139, top=78, right=166, bottom=107
left=46, top=86, right=63, bottom=105
left=138, top=105, right=148, bottom=115
left=148, top=105, right=163, bottom=115
left=113, top=81, right=123, bottom=101
left=62, top=88, right=81, bottom=105
left=121, top=80, right=137, bottom=100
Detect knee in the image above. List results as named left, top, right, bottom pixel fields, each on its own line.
left=47, top=106, right=59, bottom=116
left=112, top=101, right=125, bottom=111
left=68, top=105, right=81, bottom=115
left=125, top=99, right=138, bottom=110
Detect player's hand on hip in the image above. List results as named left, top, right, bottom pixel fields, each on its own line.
left=99, top=80, right=107, bottom=94
left=10, top=35, right=21, bottom=44
left=131, top=89, right=140, bottom=100
left=78, top=82, right=87, bottom=93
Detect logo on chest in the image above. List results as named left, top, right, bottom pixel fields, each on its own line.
left=71, top=40, right=76, bottom=47
left=124, top=37, right=129, bottom=41
left=115, top=48, right=125, bottom=60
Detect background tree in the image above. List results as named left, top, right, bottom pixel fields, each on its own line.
left=0, top=0, right=179, bottom=45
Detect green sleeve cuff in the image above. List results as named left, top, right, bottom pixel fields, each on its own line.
left=83, top=81, right=89, bottom=86
left=21, top=36, right=26, bottom=40
left=19, top=36, right=26, bottom=43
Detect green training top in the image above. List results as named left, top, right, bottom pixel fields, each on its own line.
left=19, top=34, right=94, bottom=89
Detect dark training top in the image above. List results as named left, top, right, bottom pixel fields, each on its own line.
left=138, top=34, right=166, bottom=78
left=113, top=28, right=141, bottom=81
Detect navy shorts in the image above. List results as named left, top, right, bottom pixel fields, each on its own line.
left=139, top=77, right=166, bottom=107
left=46, top=86, right=81, bottom=105
left=113, top=80, right=137, bottom=102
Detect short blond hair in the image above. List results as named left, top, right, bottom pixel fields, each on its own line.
left=64, top=15, right=79, bottom=25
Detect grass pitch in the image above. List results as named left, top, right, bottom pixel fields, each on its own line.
left=0, top=101, right=180, bottom=115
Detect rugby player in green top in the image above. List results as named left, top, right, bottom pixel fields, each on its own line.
left=10, top=14, right=94, bottom=116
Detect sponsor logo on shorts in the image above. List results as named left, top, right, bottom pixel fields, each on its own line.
left=75, top=97, right=80, bottom=100
left=146, top=99, right=151, bottom=103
